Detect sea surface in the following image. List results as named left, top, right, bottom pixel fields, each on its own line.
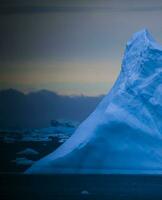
left=1, top=174, right=162, bottom=200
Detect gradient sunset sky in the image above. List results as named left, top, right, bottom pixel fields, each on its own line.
left=0, top=0, right=162, bottom=95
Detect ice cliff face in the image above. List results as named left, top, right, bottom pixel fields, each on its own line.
left=26, top=29, right=162, bottom=174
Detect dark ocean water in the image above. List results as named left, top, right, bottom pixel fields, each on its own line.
left=1, top=174, right=162, bottom=200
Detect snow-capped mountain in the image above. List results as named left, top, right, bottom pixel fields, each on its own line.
left=26, top=29, right=162, bottom=174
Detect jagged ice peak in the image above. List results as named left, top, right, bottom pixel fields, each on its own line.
left=26, top=29, right=162, bottom=174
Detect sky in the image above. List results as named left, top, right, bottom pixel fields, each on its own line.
left=0, top=0, right=162, bottom=96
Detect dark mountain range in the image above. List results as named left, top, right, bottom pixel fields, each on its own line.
left=0, top=89, right=104, bottom=129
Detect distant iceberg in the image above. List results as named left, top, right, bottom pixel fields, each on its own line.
left=26, top=29, right=162, bottom=174
left=17, top=148, right=39, bottom=156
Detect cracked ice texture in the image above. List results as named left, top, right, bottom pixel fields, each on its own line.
left=26, top=29, right=162, bottom=174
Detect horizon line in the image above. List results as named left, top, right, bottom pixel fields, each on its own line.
left=0, top=88, right=105, bottom=97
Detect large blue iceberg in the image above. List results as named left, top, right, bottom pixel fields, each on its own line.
left=26, top=29, right=162, bottom=174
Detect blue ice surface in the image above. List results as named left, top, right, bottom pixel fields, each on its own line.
left=26, top=29, right=162, bottom=174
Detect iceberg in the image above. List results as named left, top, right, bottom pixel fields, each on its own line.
left=26, top=29, right=162, bottom=174
left=17, top=148, right=39, bottom=156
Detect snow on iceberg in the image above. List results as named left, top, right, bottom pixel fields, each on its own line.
left=26, top=29, right=162, bottom=174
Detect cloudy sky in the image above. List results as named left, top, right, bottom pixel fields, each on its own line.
left=0, top=0, right=162, bottom=95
